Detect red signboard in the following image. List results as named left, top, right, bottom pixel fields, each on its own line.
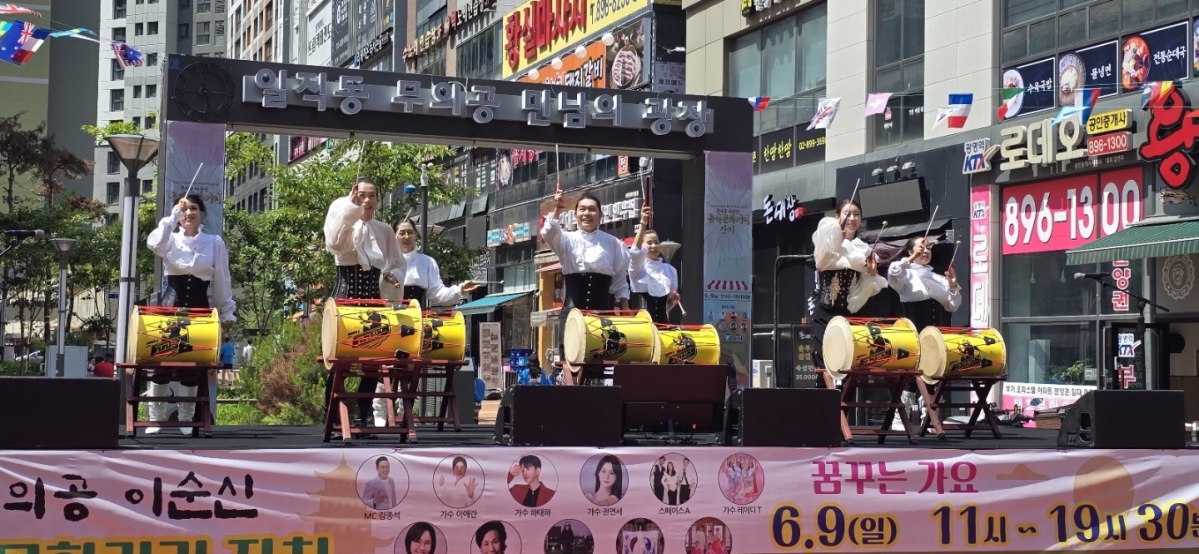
left=1139, top=87, right=1199, bottom=190
left=1086, top=131, right=1131, bottom=157
left=1001, top=168, right=1143, bottom=254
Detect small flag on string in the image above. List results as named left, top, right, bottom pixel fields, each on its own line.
left=1053, top=88, right=1099, bottom=126
left=996, top=87, right=1024, bottom=122
left=933, top=93, right=973, bottom=129
left=864, top=92, right=892, bottom=117
left=748, top=96, right=770, bottom=112
left=0, top=3, right=42, bottom=17
left=1141, top=81, right=1174, bottom=109
left=49, top=28, right=94, bottom=39
left=807, top=97, right=841, bottom=130
left=0, top=21, right=48, bottom=66
left=112, top=41, right=144, bottom=68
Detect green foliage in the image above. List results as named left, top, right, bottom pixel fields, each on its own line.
left=0, top=113, right=45, bottom=211
left=80, top=114, right=156, bottom=146
left=424, top=232, right=487, bottom=283
left=227, top=318, right=326, bottom=425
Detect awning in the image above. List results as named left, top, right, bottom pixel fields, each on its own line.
left=454, top=291, right=533, bottom=316
left=534, top=251, right=559, bottom=264
left=1065, top=218, right=1199, bottom=265
left=537, top=262, right=562, bottom=273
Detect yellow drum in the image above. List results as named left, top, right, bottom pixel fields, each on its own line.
left=127, top=307, right=222, bottom=364
left=823, top=316, right=920, bottom=380
left=421, top=310, right=466, bottom=361
left=917, top=326, right=1007, bottom=383
left=321, top=298, right=423, bottom=366
left=563, top=309, right=661, bottom=364
left=656, top=324, right=721, bottom=365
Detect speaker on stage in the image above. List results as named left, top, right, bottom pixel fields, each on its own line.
left=0, top=378, right=119, bottom=449
left=723, top=388, right=841, bottom=447
left=494, top=386, right=623, bottom=447
left=1057, top=390, right=1186, bottom=449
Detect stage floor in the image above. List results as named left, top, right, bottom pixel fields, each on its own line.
left=114, top=424, right=1075, bottom=450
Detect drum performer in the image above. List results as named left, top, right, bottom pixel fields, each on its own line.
left=810, top=199, right=887, bottom=373
left=145, top=194, right=236, bottom=435
left=629, top=206, right=679, bottom=324
left=323, top=177, right=407, bottom=437
left=886, top=236, right=961, bottom=423
left=541, top=190, right=631, bottom=375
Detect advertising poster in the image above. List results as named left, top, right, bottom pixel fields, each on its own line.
left=1120, top=20, right=1188, bottom=92
left=331, top=0, right=353, bottom=66
left=1001, top=57, right=1055, bottom=118
left=164, top=121, right=226, bottom=234
left=479, top=321, right=503, bottom=389
left=354, top=0, right=380, bottom=53
left=501, top=0, right=650, bottom=78
left=1001, top=381, right=1096, bottom=428
left=702, top=152, right=753, bottom=387
left=1057, top=39, right=1119, bottom=102
left=306, top=2, right=333, bottom=66
left=607, top=18, right=650, bottom=90
left=652, top=61, right=684, bottom=94
left=969, top=185, right=993, bottom=329
left=516, top=40, right=607, bottom=87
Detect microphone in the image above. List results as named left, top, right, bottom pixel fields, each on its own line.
left=1074, top=272, right=1108, bottom=281
left=5, top=230, right=44, bottom=238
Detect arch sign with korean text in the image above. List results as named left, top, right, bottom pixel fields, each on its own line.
left=1001, top=168, right=1143, bottom=254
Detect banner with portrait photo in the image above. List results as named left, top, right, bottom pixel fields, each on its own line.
left=1001, top=57, right=1055, bottom=118
left=1120, top=20, right=1188, bottom=93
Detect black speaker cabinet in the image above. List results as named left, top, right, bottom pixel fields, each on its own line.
left=1057, top=390, right=1186, bottom=449
left=494, top=386, right=623, bottom=447
left=0, top=377, right=120, bottom=450
left=723, top=388, right=842, bottom=447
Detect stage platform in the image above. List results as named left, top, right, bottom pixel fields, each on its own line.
left=113, top=423, right=1075, bottom=450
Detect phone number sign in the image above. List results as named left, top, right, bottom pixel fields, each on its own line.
left=1001, top=168, right=1143, bottom=254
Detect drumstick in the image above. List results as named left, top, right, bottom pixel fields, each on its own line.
left=555, top=144, right=561, bottom=192
left=841, top=178, right=861, bottom=230
left=676, top=300, right=687, bottom=316
left=869, top=221, right=889, bottom=252
left=948, top=240, right=962, bottom=266
left=923, top=205, right=940, bottom=240
left=183, top=163, right=204, bottom=199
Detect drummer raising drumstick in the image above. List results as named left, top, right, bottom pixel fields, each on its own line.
left=541, top=189, right=631, bottom=377
left=809, top=199, right=888, bottom=374
left=323, top=177, right=408, bottom=438
left=629, top=206, right=679, bottom=324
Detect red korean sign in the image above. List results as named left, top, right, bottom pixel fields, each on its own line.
left=1139, top=87, right=1199, bottom=190
left=1001, top=168, right=1143, bottom=254
left=1086, top=132, right=1132, bottom=157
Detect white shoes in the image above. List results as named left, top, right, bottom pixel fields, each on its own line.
left=145, top=383, right=171, bottom=435
left=177, top=385, right=198, bottom=436
left=374, top=382, right=389, bottom=427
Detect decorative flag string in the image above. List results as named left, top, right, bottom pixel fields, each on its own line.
left=0, top=4, right=42, bottom=18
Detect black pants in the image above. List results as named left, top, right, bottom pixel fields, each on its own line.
left=809, top=302, right=850, bottom=388
left=638, top=292, right=670, bottom=324
left=326, top=265, right=383, bottom=424
left=902, top=299, right=950, bottom=393
left=151, top=275, right=209, bottom=387
left=558, top=273, right=615, bottom=364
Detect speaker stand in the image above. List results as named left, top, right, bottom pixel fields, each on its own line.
left=819, top=369, right=917, bottom=445
left=916, top=375, right=1005, bottom=440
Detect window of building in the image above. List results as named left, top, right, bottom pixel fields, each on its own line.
left=132, top=85, right=141, bottom=98
left=107, top=152, right=120, bottom=174
left=725, top=3, right=827, bottom=134
left=1003, top=0, right=1192, bottom=64
left=111, top=59, right=124, bottom=80
left=146, top=84, right=156, bottom=98
left=872, top=0, right=924, bottom=148
left=106, top=182, right=120, bottom=204
left=142, top=179, right=153, bottom=193
left=110, top=89, right=124, bottom=111
left=147, top=53, right=158, bottom=66
left=198, top=0, right=211, bottom=12
left=148, top=22, right=158, bottom=35
left=136, top=0, right=144, bottom=4
left=113, top=0, right=126, bottom=18
left=112, top=27, right=126, bottom=43
left=180, top=0, right=190, bottom=9
left=415, top=11, right=449, bottom=75
left=145, top=115, right=156, bottom=129
left=179, top=24, right=190, bottom=39
left=197, top=22, right=210, bottom=45
left=456, top=25, right=501, bottom=80
left=134, top=23, right=143, bottom=36
left=131, top=116, right=141, bottom=128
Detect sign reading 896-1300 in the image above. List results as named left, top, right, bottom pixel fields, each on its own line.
left=1001, top=168, right=1142, bottom=255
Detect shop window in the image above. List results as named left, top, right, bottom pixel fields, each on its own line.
left=457, top=25, right=501, bottom=80
left=1003, top=0, right=1194, bottom=64
left=872, top=0, right=924, bottom=149
left=726, top=3, right=826, bottom=133
left=1003, top=322, right=1097, bottom=385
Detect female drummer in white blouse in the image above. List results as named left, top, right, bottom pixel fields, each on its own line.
left=809, top=199, right=888, bottom=372
left=629, top=206, right=679, bottom=324
left=145, top=194, right=236, bottom=436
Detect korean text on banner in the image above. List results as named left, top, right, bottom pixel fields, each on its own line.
left=164, top=121, right=227, bottom=234
left=702, top=151, right=753, bottom=387
left=478, top=322, right=503, bottom=389
left=501, top=0, right=651, bottom=78
left=970, top=185, right=994, bottom=329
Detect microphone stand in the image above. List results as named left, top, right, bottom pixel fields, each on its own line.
left=0, top=236, right=27, bottom=259
left=1086, top=276, right=1170, bottom=390
left=775, top=255, right=813, bottom=388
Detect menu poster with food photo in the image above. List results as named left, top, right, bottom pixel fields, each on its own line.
left=1058, top=39, right=1119, bottom=104
left=1121, top=20, right=1188, bottom=92
left=1002, top=56, right=1055, bottom=118
left=607, top=18, right=650, bottom=91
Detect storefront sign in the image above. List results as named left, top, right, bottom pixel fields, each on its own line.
left=1121, top=20, right=1189, bottom=93
left=752, top=125, right=824, bottom=175
left=1085, top=109, right=1131, bottom=135
left=962, top=138, right=995, bottom=175
left=487, top=222, right=533, bottom=246
left=969, top=185, right=993, bottom=329
left=1110, top=260, right=1131, bottom=311
left=478, top=322, right=503, bottom=388
left=1001, top=57, right=1055, bottom=118
left=353, top=30, right=392, bottom=67
left=501, top=0, right=651, bottom=78
left=403, top=0, right=496, bottom=59
left=1001, top=167, right=1143, bottom=255
left=486, top=228, right=506, bottom=246
left=1139, top=87, right=1199, bottom=190
left=516, top=40, right=606, bottom=87
left=998, top=115, right=1086, bottom=171
left=1086, top=131, right=1131, bottom=157
left=536, top=184, right=643, bottom=248
left=762, top=193, right=800, bottom=224
left=242, top=71, right=715, bottom=138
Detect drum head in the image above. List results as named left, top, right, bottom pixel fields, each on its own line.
left=917, top=327, right=948, bottom=383
left=126, top=309, right=141, bottom=365
left=563, top=309, right=587, bottom=364
left=321, top=299, right=339, bottom=369
left=822, top=316, right=854, bottom=374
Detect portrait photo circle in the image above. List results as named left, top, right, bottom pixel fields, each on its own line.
left=507, top=453, right=559, bottom=507
left=471, top=520, right=521, bottom=554
left=648, top=453, right=699, bottom=506
left=579, top=453, right=629, bottom=507
left=717, top=453, right=765, bottom=505
left=545, top=519, right=595, bottom=554
left=355, top=454, right=409, bottom=511
left=615, top=518, right=664, bottom=554
left=395, top=521, right=447, bottom=554
left=433, top=454, right=485, bottom=509
left=686, top=517, right=732, bottom=554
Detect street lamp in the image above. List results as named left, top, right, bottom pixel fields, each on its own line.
left=658, top=240, right=681, bottom=263
left=48, top=237, right=76, bottom=377
left=418, top=163, right=434, bottom=251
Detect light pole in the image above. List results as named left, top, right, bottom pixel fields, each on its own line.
left=48, top=238, right=76, bottom=377
left=418, top=163, right=434, bottom=251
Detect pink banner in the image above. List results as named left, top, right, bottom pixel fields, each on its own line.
left=3, top=447, right=1199, bottom=552
left=1000, top=168, right=1143, bottom=255
left=969, top=185, right=994, bottom=329
left=1001, top=382, right=1097, bottom=429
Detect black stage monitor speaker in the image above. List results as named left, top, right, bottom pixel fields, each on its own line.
left=614, top=365, right=727, bottom=434
left=0, top=377, right=120, bottom=450
left=1057, top=390, right=1186, bottom=449
left=723, top=388, right=842, bottom=447
left=494, top=386, right=622, bottom=447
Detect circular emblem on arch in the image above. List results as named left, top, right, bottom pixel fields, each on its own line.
left=172, top=62, right=235, bottom=123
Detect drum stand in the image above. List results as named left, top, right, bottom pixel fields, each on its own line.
left=320, top=357, right=467, bottom=443
left=818, top=369, right=918, bottom=444
left=120, top=361, right=222, bottom=438
left=916, top=375, right=1005, bottom=439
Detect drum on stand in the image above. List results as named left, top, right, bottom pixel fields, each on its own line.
left=127, top=306, right=222, bottom=364
left=321, top=298, right=423, bottom=367
left=563, top=309, right=661, bottom=364
left=822, top=316, right=920, bottom=381
left=421, top=310, right=466, bottom=361
left=656, top=324, right=721, bottom=365
left=917, top=327, right=1007, bottom=384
